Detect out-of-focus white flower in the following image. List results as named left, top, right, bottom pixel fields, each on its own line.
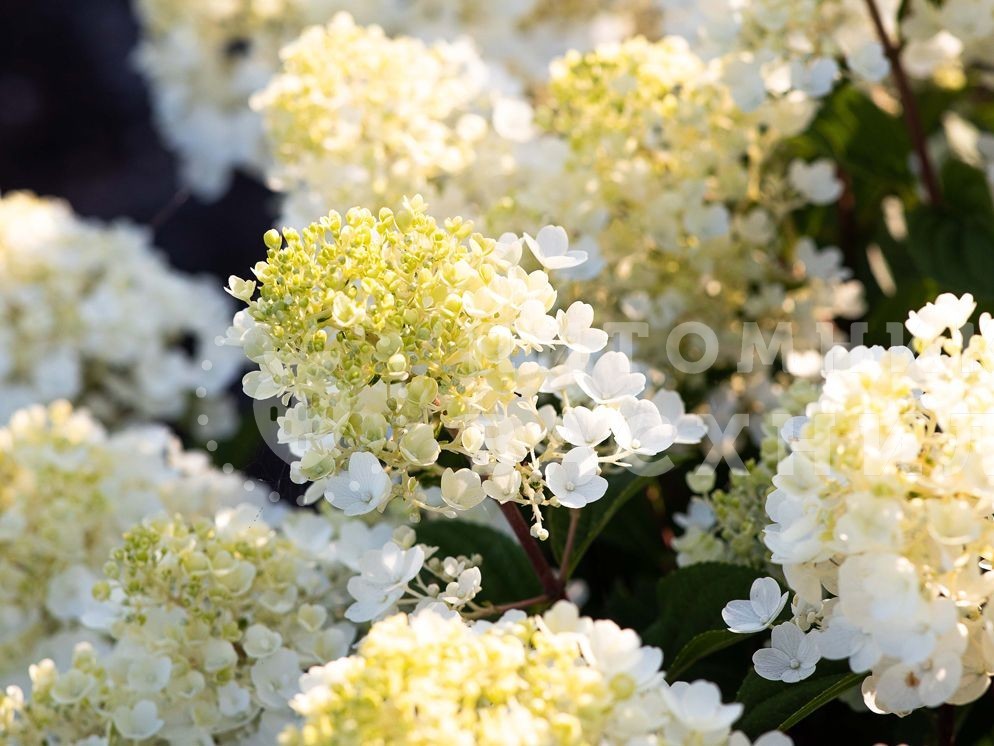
left=788, top=159, right=844, bottom=205
left=0, top=401, right=258, bottom=682
left=111, top=700, right=164, bottom=741
left=346, top=542, right=426, bottom=622
left=0, top=192, right=240, bottom=427
left=523, top=225, right=589, bottom=270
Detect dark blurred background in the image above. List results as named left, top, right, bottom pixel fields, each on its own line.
left=0, top=0, right=275, bottom=280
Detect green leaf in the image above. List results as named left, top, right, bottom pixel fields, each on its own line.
left=734, top=661, right=863, bottom=737
left=548, top=471, right=654, bottom=575
left=414, top=520, right=541, bottom=605
left=665, top=629, right=753, bottom=682
left=906, top=207, right=994, bottom=296
left=941, top=158, right=994, bottom=223
left=790, top=85, right=912, bottom=188
left=642, top=562, right=764, bottom=664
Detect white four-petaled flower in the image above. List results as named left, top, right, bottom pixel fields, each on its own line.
left=722, top=577, right=789, bottom=634
left=753, top=623, right=820, bottom=683
left=546, top=447, right=608, bottom=508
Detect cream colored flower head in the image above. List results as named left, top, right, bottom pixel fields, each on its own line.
left=0, top=400, right=252, bottom=680
left=279, top=602, right=788, bottom=745
left=516, top=37, right=862, bottom=394
left=228, top=196, right=699, bottom=536
left=0, top=505, right=393, bottom=743
left=254, top=13, right=513, bottom=225
left=765, top=295, right=994, bottom=713
left=0, top=191, right=241, bottom=429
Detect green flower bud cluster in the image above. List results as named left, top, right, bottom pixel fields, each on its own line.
left=676, top=379, right=820, bottom=569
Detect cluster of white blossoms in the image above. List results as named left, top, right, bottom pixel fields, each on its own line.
left=0, top=506, right=394, bottom=743
left=344, top=527, right=484, bottom=623
left=0, top=400, right=254, bottom=684
left=132, top=0, right=350, bottom=199
left=227, top=197, right=701, bottom=536
left=133, top=0, right=654, bottom=200
left=253, top=13, right=522, bottom=229
left=0, top=191, right=240, bottom=430
left=378, top=0, right=659, bottom=84
left=279, top=602, right=791, bottom=745
left=673, top=380, right=821, bottom=569
left=659, top=0, right=893, bottom=110
left=521, top=37, right=863, bottom=390
left=746, top=293, right=994, bottom=713
left=901, top=0, right=994, bottom=83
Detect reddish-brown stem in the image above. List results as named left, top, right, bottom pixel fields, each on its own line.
left=466, top=593, right=551, bottom=619
left=499, top=502, right=565, bottom=600
left=863, top=0, right=942, bottom=206
left=558, top=509, right=581, bottom=582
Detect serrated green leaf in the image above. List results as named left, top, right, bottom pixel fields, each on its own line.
left=734, top=661, right=862, bottom=737
left=665, top=629, right=752, bottom=682
left=548, top=471, right=654, bottom=575
left=414, top=520, right=541, bottom=605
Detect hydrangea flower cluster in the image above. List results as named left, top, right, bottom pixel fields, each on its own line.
left=0, top=506, right=389, bottom=743
left=133, top=0, right=654, bottom=201
left=382, top=0, right=659, bottom=84
left=659, top=0, right=892, bottom=109
left=227, top=197, right=699, bottom=536
left=0, top=192, right=240, bottom=429
left=253, top=13, right=517, bottom=228
left=132, top=0, right=351, bottom=199
left=762, top=294, right=994, bottom=713
left=279, top=603, right=791, bottom=745
left=0, top=401, right=252, bottom=683
left=525, top=37, right=863, bottom=390
left=673, top=380, right=820, bottom=568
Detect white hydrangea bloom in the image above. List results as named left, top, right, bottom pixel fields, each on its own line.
left=762, top=294, right=994, bottom=713
left=0, top=401, right=258, bottom=684
left=134, top=0, right=653, bottom=199
left=132, top=0, right=369, bottom=199
left=0, top=506, right=392, bottom=743
left=510, top=36, right=864, bottom=399
left=0, top=192, right=241, bottom=428
left=227, top=197, right=700, bottom=537
left=253, top=13, right=533, bottom=229
left=278, top=603, right=792, bottom=745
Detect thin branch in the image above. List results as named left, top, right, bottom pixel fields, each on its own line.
left=558, top=509, right=581, bottom=582
left=464, top=593, right=551, bottom=620
left=499, top=502, right=565, bottom=600
left=150, top=187, right=191, bottom=230
left=863, top=0, right=942, bottom=205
